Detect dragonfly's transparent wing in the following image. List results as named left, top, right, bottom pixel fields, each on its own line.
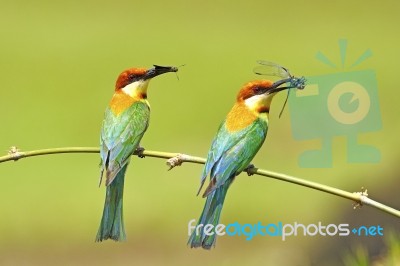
left=254, top=60, right=306, bottom=90
left=253, top=60, right=307, bottom=118
left=253, top=60, right=291, bottom=79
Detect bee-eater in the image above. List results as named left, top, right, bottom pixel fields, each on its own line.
left=188, top=78, right=296, bottom=249
left=96, top=65, right=177, bottom=242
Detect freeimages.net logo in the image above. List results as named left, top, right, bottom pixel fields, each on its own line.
left=188, top=219, right=384, bottom=241
left=288, top=39, right=382, bottom=168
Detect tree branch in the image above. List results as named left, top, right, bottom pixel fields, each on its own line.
left=1, top=146, right=399, bottom=218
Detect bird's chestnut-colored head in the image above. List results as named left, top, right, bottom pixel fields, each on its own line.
left=237, top=79, right=292, bottom=101
left=115, top=68, right=147, bottom=90
left=237, top=79, right=292, bottom=113
left=115, top=65, right=178, bottom=95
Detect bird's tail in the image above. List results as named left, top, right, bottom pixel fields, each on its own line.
left=188, top=180, right=232, bottom=249
left=96, top=164, right=127, bottom=242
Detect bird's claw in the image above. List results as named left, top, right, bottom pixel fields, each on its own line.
left=244, top=164, right=256, bottom=176
left=135, top=146, right=145, bottom=158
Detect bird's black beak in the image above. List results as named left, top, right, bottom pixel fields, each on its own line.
left=267, top=78, right=295, bottom=95
left=144, top=65, right=178, bottom=79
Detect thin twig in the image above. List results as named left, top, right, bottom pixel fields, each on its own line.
left=1, top=146, right=399, bottom=218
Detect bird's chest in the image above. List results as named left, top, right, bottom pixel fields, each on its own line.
left=109, top=92, right=141, bottom=115
left=225, top=104, right=257, bottom=132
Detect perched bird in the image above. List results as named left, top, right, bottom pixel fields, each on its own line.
left=188, top=78, right=295, bottom=249
left=96, top=65, right=177, bottom=242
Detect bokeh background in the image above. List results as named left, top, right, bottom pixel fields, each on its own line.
left=0, top=0, right=399, bottom=265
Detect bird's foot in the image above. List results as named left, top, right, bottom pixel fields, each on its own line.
left=135, top=146, right=145, bottom=158
left=244, top=164, right=256, bottom=176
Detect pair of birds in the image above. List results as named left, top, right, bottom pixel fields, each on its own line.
left=96, top=64, right=298, bottom=249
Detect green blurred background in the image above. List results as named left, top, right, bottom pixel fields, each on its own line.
left=0, top=0, right=399, bottom=265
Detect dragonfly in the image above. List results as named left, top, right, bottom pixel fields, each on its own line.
left=253, top=60, right=306, bottom=117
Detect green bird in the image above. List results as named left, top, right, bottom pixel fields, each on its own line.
left=188, top=78, right=297, bottom=249
left=96, top=65, right=177, bottom=242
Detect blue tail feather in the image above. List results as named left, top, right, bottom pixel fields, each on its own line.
left=96, top=164, right=127, bottom=242
left=188, top=180, right=232, bottom=249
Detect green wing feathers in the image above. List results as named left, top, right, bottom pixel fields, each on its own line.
left=100, top=101, right=150, bottom=186
left=201, top=118, right=268, bottom=196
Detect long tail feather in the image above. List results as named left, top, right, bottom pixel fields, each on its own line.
left=188, top=180, right=232, bottom=249
left=96, top=164, right=127, bottom=242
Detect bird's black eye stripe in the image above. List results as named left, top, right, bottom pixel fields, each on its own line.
left=254, top=86, right=264, bottom=94
left=128, top=74, right=136, bottom=80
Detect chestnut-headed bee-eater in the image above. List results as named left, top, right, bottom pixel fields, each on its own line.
left=96, top=65, right=177, bottom=242
left=188, top=78, right=297, bottom=249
